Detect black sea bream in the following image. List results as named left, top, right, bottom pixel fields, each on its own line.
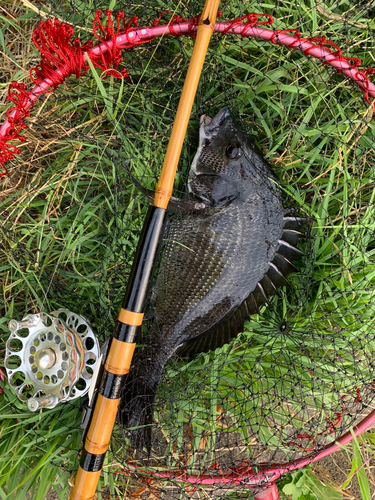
left=118, top=108, right=304, bottom=449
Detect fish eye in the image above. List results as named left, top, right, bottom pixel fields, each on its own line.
left=226, top=144, right=240, bottom=159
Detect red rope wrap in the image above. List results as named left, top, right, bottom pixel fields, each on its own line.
left=0, top=82, right=33, bottom=177
left=30, top=18, right=92, bottom=88
left=0, top=10, right=137, bottom=177
left=222, top=12, right=273, bottom=36
left=92, top=9, right=138, bottom=77
left=152, top=10, right=202, bottom=38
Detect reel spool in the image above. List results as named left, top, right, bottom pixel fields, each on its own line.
left=4, top=309, right=100, bottom=411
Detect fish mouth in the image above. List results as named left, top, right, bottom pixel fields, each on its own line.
left=199, top=107, right=231, bottom=141
left=189, top=108, right=231, bottom=195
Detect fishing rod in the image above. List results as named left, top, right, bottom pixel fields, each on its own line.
left=69, top=0, right=221, bottom=497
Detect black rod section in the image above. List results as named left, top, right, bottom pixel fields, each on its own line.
left=122, top=206, right=166, bottom=316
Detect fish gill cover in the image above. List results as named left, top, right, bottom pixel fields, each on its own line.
left=0, top=0, right=375, bottom=498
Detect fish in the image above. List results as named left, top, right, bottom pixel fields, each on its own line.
left=118, top=107, right=304, bottom=450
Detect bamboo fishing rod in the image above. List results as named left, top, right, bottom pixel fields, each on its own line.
left=69, top=0, right=221, bottom=498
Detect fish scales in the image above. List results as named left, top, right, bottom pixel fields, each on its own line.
left=118, top=108, right=304, bottom=450
left=154, top=193, right=282, bottom=346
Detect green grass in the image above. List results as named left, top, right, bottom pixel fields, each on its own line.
left=1, top=0, right=375, bottom=498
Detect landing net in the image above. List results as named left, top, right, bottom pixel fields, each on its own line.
left=1, top=1, right=375, bottom=498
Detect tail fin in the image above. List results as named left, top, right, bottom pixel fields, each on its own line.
left=117, top=357, right=161, bottom=452
left=118, top=388, right=156, bottom=452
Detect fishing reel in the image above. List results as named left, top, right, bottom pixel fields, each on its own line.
left=4, top=309, right=100, bottom=411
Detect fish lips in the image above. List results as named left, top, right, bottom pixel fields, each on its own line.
left=200, top=107, right=231, bottom=140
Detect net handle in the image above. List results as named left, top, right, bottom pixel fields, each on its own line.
left=69, top=0, right=220, bottom=498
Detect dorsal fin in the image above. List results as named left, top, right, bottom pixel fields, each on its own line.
left=277, top=239, right=305, bottom=262
left=282, top=229, right=303, bottom=246
left=260, top=273, right=279, bottom=296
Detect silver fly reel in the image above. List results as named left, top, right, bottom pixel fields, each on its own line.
left=5, top=309, right=100, bottom=411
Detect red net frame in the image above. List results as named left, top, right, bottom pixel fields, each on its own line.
left=1, top=10, right=375, bottom=178
left=1, top=9, right=375, bottom=499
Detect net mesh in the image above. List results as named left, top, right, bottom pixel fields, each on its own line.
left=1, top=0, right=375, bottom=497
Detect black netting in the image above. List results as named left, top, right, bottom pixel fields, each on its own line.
left=1, top=0, right=375, bottom=498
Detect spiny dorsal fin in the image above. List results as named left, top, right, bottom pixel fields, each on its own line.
left=282, top=216, right=307, bottom=231
left=282, top=229, right=303, bottom=246
left=260, top=273, right=279, bottom=296
left=277, top=239, right=305, bottom=262
left=267, top=262, right=291, bottom=288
